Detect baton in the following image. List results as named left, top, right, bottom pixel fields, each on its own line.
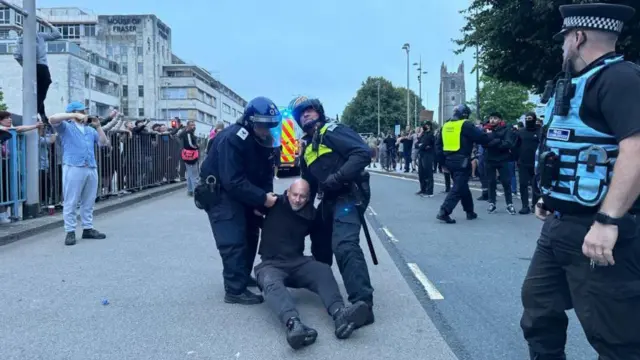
left=351, top=182, right=378, bottom=265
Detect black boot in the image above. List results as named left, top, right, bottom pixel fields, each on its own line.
left=82, top=228, right=106, bottom=239
left=65, top=232, right=76, bottom=246
left=436, top=210, right=456, bottom=224
left=285, top=317, right=317, bottom=350
left=354, top=304, right=375, bottom=329
left=466, top=212, right=478, bottom=220
left=332, top=301, right=370, bottom=339
left=224, top=289, right=263, bottom=305
left=247, top=276, right=258, bottom=287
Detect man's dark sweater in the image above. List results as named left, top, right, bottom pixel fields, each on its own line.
left=258, top=192, right=316, bottom=261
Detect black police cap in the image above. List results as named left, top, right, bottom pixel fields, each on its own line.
left=554, top=3, right=635, bottom=41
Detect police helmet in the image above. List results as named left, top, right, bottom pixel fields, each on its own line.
left=240, top=96, right=283, bottom=148
left=452, top=104, right=471, bottom=120
left=292, top=98, right=326, bottom=132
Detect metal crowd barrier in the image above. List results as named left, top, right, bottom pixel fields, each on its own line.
left=0, top=126, right=208, bottom=221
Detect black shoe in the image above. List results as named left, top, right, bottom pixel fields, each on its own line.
left=487, top=203, right=497, bottom=214
left=187, top=191, right=194, bottom=197
left=415, top=191, right=426, bottom=196
left=285, top=317, right=318, bottom=350
left=436, top=211, right=456, bottom=224
left=247, top=276, right=258, bottom=287
left=519, top=207, right=531, bottom=215
left=65, top=232, right=76, bottom=246
left=82, top=229, right=106, bottom=239
left=333, top=301, right=370, bottom=339
left=224, top=289, right=264, bottom=305
left=354, top=305, right=375, bottom=329
left=507, top=204, right=517, bottom=215
left=466, top=212, right=478, bottom=220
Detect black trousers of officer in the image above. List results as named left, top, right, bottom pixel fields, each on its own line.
left=310, top=197, right=374, bottom=305
left=486, top=161, right=513, bottom=205
left=439, top=156, right=473, bottom=215
left=443, top=171, right=451, bottom=192
left=518, top=165, right=539, bottom=209
left=36, top=64, right=52, bottom=123
left=207, top=205, right=260, bottom=295
left=255, top=256, right=345, bottom=325
left=418, top=152, right=434, bottom=195
left=521, top=213, right=640, bottom=360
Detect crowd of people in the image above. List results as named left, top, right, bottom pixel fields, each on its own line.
left=362, top=112, right=543, bottom=215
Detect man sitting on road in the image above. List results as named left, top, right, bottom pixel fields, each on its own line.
left=254, top=178, right=369, bottom=350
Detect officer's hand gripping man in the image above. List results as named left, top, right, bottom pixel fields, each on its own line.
left=292, top=98, right=375, bottom=328
left=198, top=96, right=281, bottom=305
left=520, top=4, right=640, bottom=360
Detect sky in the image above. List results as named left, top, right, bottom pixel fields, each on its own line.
left=35, top=0, right=477, bottom=121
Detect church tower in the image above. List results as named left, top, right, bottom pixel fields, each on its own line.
left=438, top=61, right=467, bottom=126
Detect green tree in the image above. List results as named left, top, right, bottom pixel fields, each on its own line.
left=0, top=90, right=7, bottom=111
left=341, top=76, right=424, bottom=134
left=455, top=0, right=640, bottom=93
left=468, top=75, right=535, bottom=123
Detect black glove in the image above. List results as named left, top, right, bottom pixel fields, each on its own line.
left=321, top=171, right=344, bottom=191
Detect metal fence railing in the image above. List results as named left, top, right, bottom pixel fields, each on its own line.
left=0, top=126, right=208, bottom=222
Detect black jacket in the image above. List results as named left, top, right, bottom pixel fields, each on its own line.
left=517, top=125, right=540, bottom=166
left=417, top=131, right=435, bottom=153
left=485, top=124, right=517, bottom=164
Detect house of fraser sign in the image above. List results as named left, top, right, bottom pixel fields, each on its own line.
left=107, top=17, right=141, bottom=33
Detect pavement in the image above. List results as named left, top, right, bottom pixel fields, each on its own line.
left=364, top=169, right=597, bottom=359
left=0, top=177, right=460, bottom=360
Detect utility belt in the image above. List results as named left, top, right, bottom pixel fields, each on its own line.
left=193, top=175, right=221, bottom=211
left=537, top=144, right=615, bottom=208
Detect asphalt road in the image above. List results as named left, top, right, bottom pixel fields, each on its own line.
left=0, top=179, right=459, bottom=360
left=365, top=171, right=597, bottom=360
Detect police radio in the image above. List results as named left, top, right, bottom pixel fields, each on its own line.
left=553, top=63, right=575, bottom=117
left=540, top=80, right=555, bottom=105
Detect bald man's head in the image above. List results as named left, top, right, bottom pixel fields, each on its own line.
left=288, top=179, right=310, bottom=211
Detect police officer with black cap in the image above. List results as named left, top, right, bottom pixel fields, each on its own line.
left=292, top=97, right=375, bottom=327
left=197, top=96, right=281, bottom=305
left=520, top=3, right=640, bottom=359
left=435, top=104, right=497, bottom=223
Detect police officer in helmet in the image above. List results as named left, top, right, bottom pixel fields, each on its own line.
left=521, top=3, right=640, bottom=359
left=199, top=96, right=281, bottom=305
left=293, top=97, right=375, bottom=327
left=435, top=104, right=497, bottom=223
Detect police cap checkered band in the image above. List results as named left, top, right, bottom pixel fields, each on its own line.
left=562, top=16, right=624, bottom=34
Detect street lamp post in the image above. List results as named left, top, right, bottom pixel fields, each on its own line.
left=413, top=56, right=428, bottom=126
left=377, top=80, right=381, bottom=136
left=22, top=0, right=39, bottom=218
left=402, top=43, right=410, bottom=130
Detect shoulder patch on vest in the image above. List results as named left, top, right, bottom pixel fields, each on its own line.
left=236, top=127, right=249, bottom=140
left=547, top=128, right=570, bottom=142
left=325, top=123, right=338, bottom=132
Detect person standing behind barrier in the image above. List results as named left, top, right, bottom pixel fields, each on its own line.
left=13, top=20, right=61, bottom=124
left=198, top=96, right=280, bottom=305
left=179, top=121, right=200, bottom=196
left=48, top=102, right=111, bottom=246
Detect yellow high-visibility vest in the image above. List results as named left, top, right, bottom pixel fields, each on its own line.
left=441, top=119, right=466, bottom=152
left=303, top=123, right=334, bottom=166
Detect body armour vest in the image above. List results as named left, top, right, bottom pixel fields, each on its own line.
left=303, top=123, right=336, bottom=167
left=536, top=56, right=623, bottom=212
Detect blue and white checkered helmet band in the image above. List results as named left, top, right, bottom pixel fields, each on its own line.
left=563, top=16, right=624, bottom=33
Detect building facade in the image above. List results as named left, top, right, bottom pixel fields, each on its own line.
left=0, top=4, right=247, bottom=136
left=438, top=61, right=466, bottom=126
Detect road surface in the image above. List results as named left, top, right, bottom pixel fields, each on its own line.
left=0, top=178, right=458, bottom=360
left=365, top=170, right=596, bottom=360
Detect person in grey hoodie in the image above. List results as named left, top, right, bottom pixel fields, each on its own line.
left=13, top=19, right=62, bottom=124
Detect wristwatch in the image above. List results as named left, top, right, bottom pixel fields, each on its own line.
left=594, top=212, right=624, bottom=226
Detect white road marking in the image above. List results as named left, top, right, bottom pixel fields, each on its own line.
left=382, top=227, right=398, bottom=242
left=407, top=263, right=445, bottom=300
left=367, top=206, right=377, bottom=216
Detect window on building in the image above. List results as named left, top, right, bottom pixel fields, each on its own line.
left=106, top=45, right=113, bottom=57
left=0, top=8, right=9, bottom=25
left=84, top=24, right=96, bottom=37
left=122, top=85, right=128, bottom=97
left=138, top=108, right=144, bottom=117
left=122, top=65, right=128, bottom=74
left=136, top=46, right=143, bottom=56
left=223, top=103, right=231, bottom=114
left=451, top=96, right=456, bottom=102
left=57, top=24, right=81, bottom=39
left=137, top=62, right=143, bottom=74
left=15, top=13, right=23, bottom=26
left=138, top=85, right=144, bottom=97
left=163, top=109, right=188, bottom=120
left=162, top=87, right=187, bottom=100
left=232, top=109, right=237, bottom=117
left=212, top=96, right=217, bottom=108
left=123, top=107, right=129, bottom=116
left=47, top=42, right=66, bottom=52
left=38, top=23, right=46, bottom=32
left=450, top=80, right=456, bottom=89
